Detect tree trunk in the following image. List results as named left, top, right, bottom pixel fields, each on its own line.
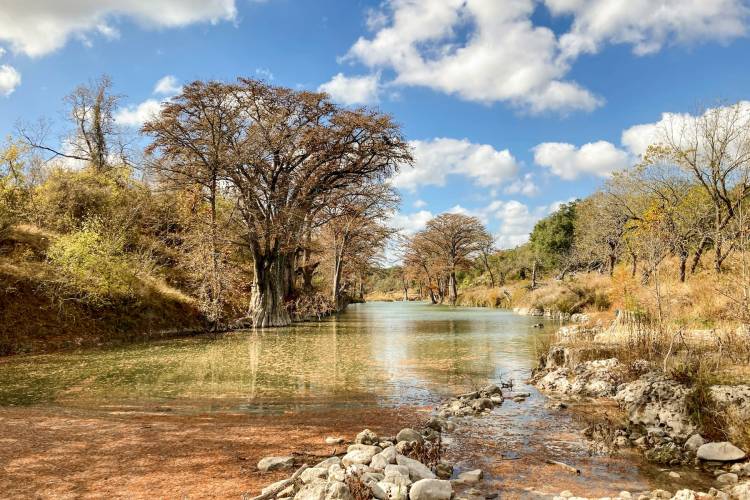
left=690, top=236, right=709, bottom=274
left=679, top=250, right=688, bottom=283
left=448, top=271, right=458, bottom=305
left=248, top=251, right=291, bottom=327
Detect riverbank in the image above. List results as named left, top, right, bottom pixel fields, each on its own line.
left=532, top=339, right=750, bottom=498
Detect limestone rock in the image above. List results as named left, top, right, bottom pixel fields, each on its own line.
left=697, top=442, right=747, bottom=462
left=408, top=479, right=453, bottom=500
left=396, top=428, right=424, bottom=445
left=258, top=456, right=295, bottom=472
left=396, top=454, right=436, bottom=481
left=355, top=429, right=378, bottom=445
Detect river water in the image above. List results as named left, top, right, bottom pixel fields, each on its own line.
left=0, top=302, right=709, bottom=497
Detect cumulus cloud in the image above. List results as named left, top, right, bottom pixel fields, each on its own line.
left=0, top=64, right=21, bottom=96
left=546, top=0, right=749, bottom=59
left=332, top=0, right=748, bottom=114
left=533, top=140, right=631, bottom=180
left=318, top=73, right=380, bottom=105
left=114, top=99, right=163, bottom=127
left=0, top=0, right=237, bottom=57
left=344, top=0, right=601, bottom=113
left=392, top=138, right=519, bottom=191
left=388, top=209, right=434, bottom=236
left=620, top=101, right=750, bottom=159
left=153, top=75, right=181, bottom=95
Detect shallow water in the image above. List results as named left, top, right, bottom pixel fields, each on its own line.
left=0, top=302, right=712, bottom=496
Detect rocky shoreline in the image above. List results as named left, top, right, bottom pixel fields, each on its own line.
left=533, top=346, right=750, bottom=500
left=247, top=374, right=750, bottom=500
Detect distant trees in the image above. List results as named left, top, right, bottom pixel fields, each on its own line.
left=403, top=213, right=493, bottom=305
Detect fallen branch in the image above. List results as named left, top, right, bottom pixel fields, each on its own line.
left=544, top=459, right=580, bottom=475
left=243, top=463, right=309, bottom=500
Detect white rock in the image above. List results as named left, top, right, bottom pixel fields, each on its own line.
left=396, top=454, right=436, bottom=481
left=397, top=428, right=424, bottom=444
left=684, top=434, right=705, bottom=452
left=257, top=456, right=294, bottom=472
left=377, top=481, right=408, bottom=500
left=409, top=479, right=453, bottom=500
left=300, top=467, right=328, bottom=484
left=294, top=481, right=352, bottom=500
left=456, top=469, right=483, bottom=484
left=355, top=429, right=378, bottom=445
left=716, top=473, right=738, bottom=485
left=697, top=442, right=747, bottom=462
left=315, top=457, right=341, bottom=469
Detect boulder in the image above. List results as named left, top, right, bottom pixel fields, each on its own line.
left=684, top=434, right=705, bottom=452
left=409, top=479, right=453, bottom=500
left=257, top=456, right=295, bottom=472
left=456, top=469, right=483, bottom=485
left=300, top=467, right=328, bottom=484
left=377, top=481, right=408, bottom=500
left=716, top=473, right=738, bottom=485
left=355, top=429, right=379, bottom=445
left=396, top=454, right=436, bottom=481
left=294, top=481, right=353, bottom=500
left=697, top=442, right=747, bottom=462
left=615, top=372, right=696, bottom=439
left=396, top=428, right=424, bottom=445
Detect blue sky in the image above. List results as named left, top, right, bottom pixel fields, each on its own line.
left=1, top=0, right=749, bottom=247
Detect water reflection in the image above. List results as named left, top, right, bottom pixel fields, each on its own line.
left=0, top=302, right=550, bottom=411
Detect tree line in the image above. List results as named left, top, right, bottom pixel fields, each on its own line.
left=397, top=102, right=750, bottom=308
left=1, top=76, right=412, bottom=328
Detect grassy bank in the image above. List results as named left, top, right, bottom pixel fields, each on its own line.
left=0, top=225, right=205, bottom=355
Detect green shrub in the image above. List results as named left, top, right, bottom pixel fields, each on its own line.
left=47, top=219, right=140, bottom=305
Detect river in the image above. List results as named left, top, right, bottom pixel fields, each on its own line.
left=0, top=302, right=706, bottom=498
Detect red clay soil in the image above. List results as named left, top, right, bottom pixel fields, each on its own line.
left=0, top=405, right=425, bottom=499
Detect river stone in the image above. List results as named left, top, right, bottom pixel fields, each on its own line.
left=315, top=457, right=341, bottom=469
left=397, top=428, right=424, bottom=445
left=456, top=469, right=483, bottom=484
left=684, top=434, right=705, bottom=452
left=294, top=480, right=353, bottom=500
left=409, top=479, right=453, bottom=500
left=396, top=454, right=436, bottom=481
left=697, top=442, right=747, bottom=462
left=328, top=464, right=345, bottom=482
left=377, top=481, right=408, bottom=500
left=384, top=465, right=412, bottom=486
left=716, top=472, right=739, bottom=485
left=258, top=456, right=294, bottom=472
left=300, top=467, right=329, bottom=484
left=355, top=429, right=378, bottom=445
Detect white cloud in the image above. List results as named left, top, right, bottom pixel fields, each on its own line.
left=114, top=99, right=163, bottom=127
left=0, top=65, right=21, bottom=96
left=344, top=0, right=602, bottom=113
left=393, top=137, right=519, bottom=191
left=546, top=0, right=749, bottom=59
left=504, top=173, right=539, bottom=196
left=318, top=73, right=380, bottom=105
left=0, top=0, right=238, bottom=57
left=533, top=140, right=631, bottom=180
left=621, top=101, right=750, bottom=158
left=153, top=75, right=181, bottom=95
left=388, top=209, right=434, bottom=236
